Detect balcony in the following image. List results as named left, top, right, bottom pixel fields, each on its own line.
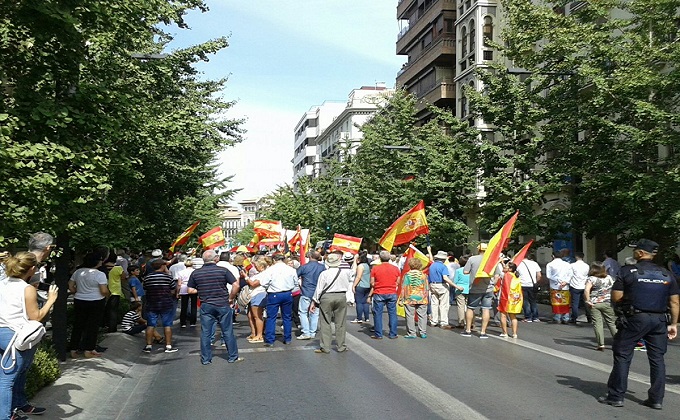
left=398, top=0, right=417, bottom=19
left=397, top=0, right=457, bottom=54
left=397, top=35, right=456, bottom=86
left=416, top=78, right=456, bottom=113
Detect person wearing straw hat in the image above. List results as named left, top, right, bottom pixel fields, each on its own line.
left=428, top=251, right=455, bottom=329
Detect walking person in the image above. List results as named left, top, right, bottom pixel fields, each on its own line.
left=598, top=239, right=679, bottom=410
left=400, top=258, right=429, bottom=339
left=309, top=253, right=353, bottom=353
left=584, top=262, right=617, bottom=351
left=187, top=250, right=242, bottom=365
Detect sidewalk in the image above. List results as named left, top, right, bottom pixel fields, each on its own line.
left=32, top=333, right=158, bottom=420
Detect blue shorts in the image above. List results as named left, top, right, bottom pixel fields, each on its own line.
left=146, top=309, right=174, bottom=327
left=250, top=292, right=267, bottom=307
left=467, top=292, right=494, bottom=310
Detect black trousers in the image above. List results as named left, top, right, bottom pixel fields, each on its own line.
left=103, top=295, right=120, bottom=333
left=180, top=294, right=198, bottom=326
left=607, top=312, right=668, bottom=402
left=292, top=293, right=301, bottom=327
left=70, top=298, right=106, bottom=351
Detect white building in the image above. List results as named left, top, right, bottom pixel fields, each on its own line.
left=220, top=198, right=267, bottom=246
left=292, top=101, right=346, bottom=183
left=316, top=85, right=393, bottom=173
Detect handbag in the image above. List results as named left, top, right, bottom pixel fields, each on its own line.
left=1, top=320, right=46, bottom=371
left=236, top=285, right=253, bottom=308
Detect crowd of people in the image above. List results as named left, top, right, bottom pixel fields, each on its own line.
left=1, top=233, right=678, bottom=417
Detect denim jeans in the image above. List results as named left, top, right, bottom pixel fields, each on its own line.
left=0, top=327, right=37, bottom=419
left=265, top=291, right=293, bottom=344
left=298, top=295, right=318, bottom=337
left=569, top=286, right=584, bottom=322
left=354, top=287, right=371, bottom=322
left=522, top=286, right=539, bottom=320
left=199, top=303, right=238, bottom=364
left=372, top=294, right=398, bottom=338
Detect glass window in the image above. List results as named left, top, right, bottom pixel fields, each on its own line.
left=470, top=20, right=476, bottom=52
left=461, top=26, right=467, bottom=56
left=483, top=17, right=493, bottom=47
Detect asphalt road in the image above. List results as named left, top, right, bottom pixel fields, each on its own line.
left=35, top=305, right=680, bottom=419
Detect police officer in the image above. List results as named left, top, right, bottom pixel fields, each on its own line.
left=598, top=239, right=679, bottom=410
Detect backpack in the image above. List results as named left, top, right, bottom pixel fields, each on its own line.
left=1, top=320, right=46, bottom=371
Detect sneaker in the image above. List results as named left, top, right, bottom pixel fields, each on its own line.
left=522, top=319, right=532, bottom=323
left=479, top=333, right=489, bottom=339
left=532, top=319, right=541, bottom=323
left=634, top=345, right=647, bottom=352
left=461, top=331, right=472, bottom=337
left=142, top=346, right=152, bottom=353
left=404, top=334, right=416, bottom=339
left=512, top=334, right=518, bottom=339
left=10, top=411, right=28, bottom=420
left=164, top=346, right=178, bottom=353
left=228, top=357, right=245, bottom=363
left=350, top=319, right=362, bottom=324
left=597, top=396, right=624, bottom=407
left=181, top=324, right=187, bottom=328
left=296, top=334, right=312, bottom=340
left=499, top=333, right=508, bottom=338
left=420, top=334, right=427, bottom=339
left=16, top=404, right=46, bottom=415
left=190, top=324, right=196, bottom=327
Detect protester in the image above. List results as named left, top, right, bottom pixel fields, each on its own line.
left=169, top=254, right=187, bottom=280
left=187, top=250, right=242, bottom=364
left=245, top=259, right=270, bottom=343
left=310, top=253, right=353, bottom=353
left=584, top=262, right=617, bottom=351
left=104, top=253, right=126, bottom=333
left=287, top=257, right=303, bottom=329
left=497, top=262, right=523, bottom=338
left=400, top=258, right=429, bottom=339
left=0, top=252, right=58, bottom=419
left=546, top=250, right=572, bottom=324
left=142, top=259, right=179, bottom=354
left=177, top=258, right=200, bottom=328
left=570, top=252, right=590, bottom=324
left=516, top=253, right=542, bottom=322
left=369, top=251, right=400, bottom=340
left=447, top=252, right=460, bottom=305
left=351, top=252, right=371, bottom=324
left=68, top=252, right=110, bottom=358
left=452, top=256, right=470, bottom=328
left=462, top=243, right=502, bottom=338
left=296, top=251, right=325, bottom=339
left=602, top=250, right=621, bottom=279
left=428, top=251, right=455, bottom=329
left=256, top=254, right=299, bottom=347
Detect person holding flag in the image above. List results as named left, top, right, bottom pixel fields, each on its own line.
left=497, top=261, right=523, bottom=338
left=462, top=243, right=503, bottom=338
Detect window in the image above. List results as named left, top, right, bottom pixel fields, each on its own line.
left=469, top=20, right=476, bottom=52
left=461, top=26, right=467, bottom=56
left=483, top=17, right=493, bottom=47
left=460, top=92, right=467, bottom=118
left=483, top=50, right=493, bottom=60
left=445, top=19, right=454, bottom=33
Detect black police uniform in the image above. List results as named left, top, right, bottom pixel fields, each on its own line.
left=606, top=260, right=679, bottom=403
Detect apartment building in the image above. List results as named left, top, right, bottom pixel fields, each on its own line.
left=396, top=0, right=457, bottom=123
left=316, top=85, right=393, bottom=174
left=292, top=101, right=346, bottom=183
left=220, top=198, right=267, bottom=245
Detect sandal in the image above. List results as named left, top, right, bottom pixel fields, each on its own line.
left=246, top=335, right=256, bottom=340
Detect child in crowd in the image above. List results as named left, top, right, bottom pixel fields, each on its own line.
left=121, top=301, right=162, bottom=342
left=128, top=265, right=146, bottom=314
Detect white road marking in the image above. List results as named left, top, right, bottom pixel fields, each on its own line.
left=345, top=334, right=488, bottom=419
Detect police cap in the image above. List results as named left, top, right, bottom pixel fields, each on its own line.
left=628, top=239, right=659, bottom=254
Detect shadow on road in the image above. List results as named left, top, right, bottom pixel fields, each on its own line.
left=556, top=374, right=646, bottom=404
left=553, top=337, right=596, bottom=350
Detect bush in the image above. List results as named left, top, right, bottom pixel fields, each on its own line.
left=25, top=341, right=61, bottom=398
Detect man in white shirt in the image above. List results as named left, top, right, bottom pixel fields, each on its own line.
left=516, top=253, right=542, bottom=322
left=258, top=254, right=300, bottom=346
left=169, top=254, right=187, bottom=280
left=546, top=250, right=573, bottom=324
left=569, top=251, right=590, bottom=324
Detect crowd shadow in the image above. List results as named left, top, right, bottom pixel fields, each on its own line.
left=555, top=374, right=645, bottom=404
left=553, top=337, right=597, bottom=350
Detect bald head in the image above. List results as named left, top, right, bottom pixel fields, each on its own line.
left=202, top=250, right=218, bottom=263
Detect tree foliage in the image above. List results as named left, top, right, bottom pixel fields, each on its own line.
left=0, top=0, right=243, bottom=251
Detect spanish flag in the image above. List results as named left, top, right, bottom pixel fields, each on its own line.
left=511, top=240, right=534, bottom=266
left=287, top=227, right=302, bottom=253
left=253, top=220, right=282, bottom=238
left=247, top=233, right=260, bottom=248
left=199, top=227, right=226, bottom=250
left=169, top=220, right=200, bottom=252
left=330, top=233, right=362, bottom=254
left=475, top=211, right=519, bottom=278
left=378, top=200, right=430, bottom=252
left=401, top=244, right=432, bottom=276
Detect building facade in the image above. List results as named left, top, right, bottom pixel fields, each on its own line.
left=220, top=198, right=267, bottom=246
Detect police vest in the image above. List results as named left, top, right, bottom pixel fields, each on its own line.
left=629, top=264, right=671, bottom=313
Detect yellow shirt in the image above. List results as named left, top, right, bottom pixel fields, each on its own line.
left=108, top=266, right=123, bottom=296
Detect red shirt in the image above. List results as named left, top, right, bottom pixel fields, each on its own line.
left=371, top=263, right=400, bottom=295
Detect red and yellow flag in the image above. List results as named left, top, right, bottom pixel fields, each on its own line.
left=288, top=227, right=302, bottom=253
left=169, top=220, right=200, bottom=252
left=401, top=244, right=432, bottom=276
left=247, top=233, right=260, bottom=248
left=253, top=220, right=282, bottom=238
left=329, top=233, right=362, bottom=254
left=511, top=240, right=534, bottom=266
left=199, top=227, right=226, bottom=250
left=378, top=200, right=430, bottom=252
left=476, top=211, right=519, bottom=278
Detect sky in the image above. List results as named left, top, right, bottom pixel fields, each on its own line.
left=166, top=1, right=405, bottom=204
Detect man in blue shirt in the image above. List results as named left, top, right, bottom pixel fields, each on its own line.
left=428, top=251, right=456, bottom=329
left=296, top=251, right=326, bottom=339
